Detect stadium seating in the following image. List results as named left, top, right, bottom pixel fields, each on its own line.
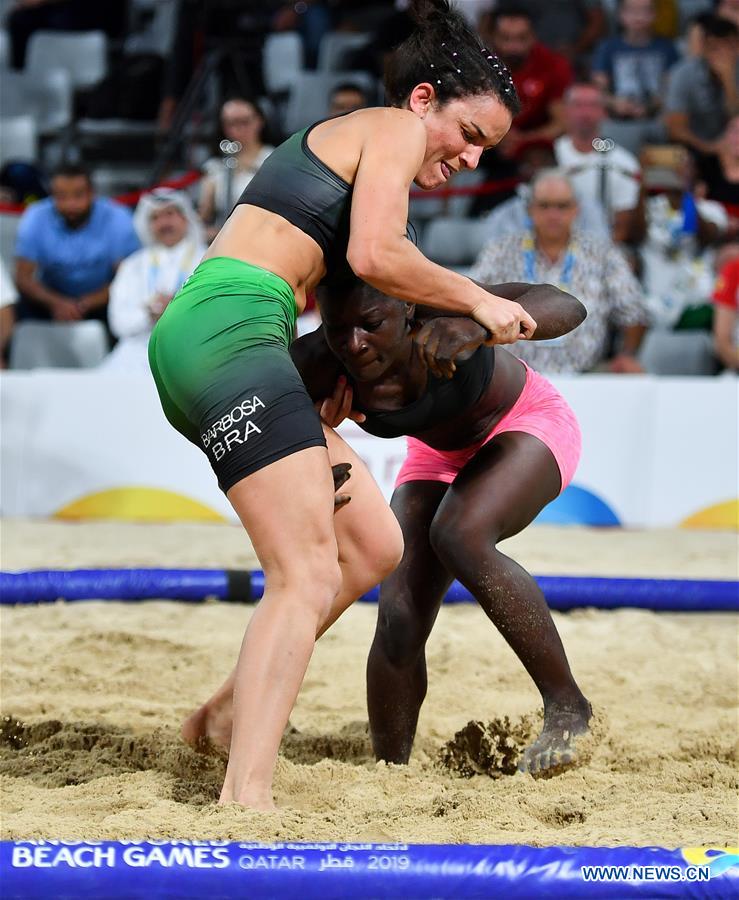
left=26, top=30, right=108, bottom=90
left=9, top=321, right=111, bottom=369
left=0, top=214, right=20, bottom=268
left=262, top=32, right=304, bottom=95
left=638, top=331, right=719, bottom=376
left=317, top=32, right=371, bottom=71
left=422, top=217, right=490, bottom=274
left=0, top=115, right=37, bottom=167
left=0, top=68, right=73, bottom=137
left=283, top=70, right=377, bottom=135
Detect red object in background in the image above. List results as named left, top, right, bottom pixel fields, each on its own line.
left=713, top=258, right=739, bottom=310
left=0, top=170, right=203, bottom=217
left=511, top=43, right=573, bottom=133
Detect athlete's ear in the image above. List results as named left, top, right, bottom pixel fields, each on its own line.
left=408, top=83, right=435, bottom=117
left=405, top=302, right=416, bottom=321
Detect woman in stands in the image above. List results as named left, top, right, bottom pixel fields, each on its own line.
left=148, top=0, right=535, bottom=809
left=198, top=98, right=275, bottom=240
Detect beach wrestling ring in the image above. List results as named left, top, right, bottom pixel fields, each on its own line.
left=2, top=567, right=737, bottom=898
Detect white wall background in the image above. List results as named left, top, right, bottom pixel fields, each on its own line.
left=1, top=371, right=736, bottom=528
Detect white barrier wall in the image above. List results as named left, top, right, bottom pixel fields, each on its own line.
left=1, top=371, right=737, bottom=529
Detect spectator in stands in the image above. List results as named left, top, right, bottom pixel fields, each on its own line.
left=105, top=189, right=205, bottom=372
left=635, top=147, right=727, bottom=329
left=716, top=0, right=739, bottom=30
left=513, top=0, right=607, bottom=64
left=664, top=14, right=739, bottom=156
left=470, top=169, right=649, bottom=373
left=555, top=83, right=642, bottom=243
left=5, top=0, right=126, bottom=70
left=591, top=0, right=678, bottom=153
left=684, top=11, right=712, bottom=58
left=482, top=145, right=611, bottom=240
left=696, top=115, right=739, bottom=239
left=199, top=98, right=274, bottom=240
left=0, top=258, right=18, bottom=367
left=14, top=163, right=139, bottom=324
left=478, top=5, right=573, bottom=160
left=712, top=255, right=739, bottom=368
left=328, top=82, right=371, bottom=117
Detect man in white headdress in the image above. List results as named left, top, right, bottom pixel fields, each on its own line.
left=103, top=188, right=205, bottom=371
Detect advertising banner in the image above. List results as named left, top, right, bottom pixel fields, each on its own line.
left=0, top=372, right=736, bottom=529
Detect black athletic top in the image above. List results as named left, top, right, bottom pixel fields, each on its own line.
left=356, top=345, right=495, bottom=439
left=237, top=120, right=415, bottom=283
left=237, top=123, right=352, bottom=279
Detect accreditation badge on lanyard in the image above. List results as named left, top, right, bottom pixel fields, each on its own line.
left=522, top=233, right=576, bottom=347
left=148, top=241, right=197, bottom=296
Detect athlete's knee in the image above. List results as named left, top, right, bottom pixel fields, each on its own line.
left=375, top=515, right=404, bottom=581
left=429, top=507, right=500, bottom=569
left=266, top=546, right=342, bottom=618
left=374, top=591, right=430, bottom=667
left=344, top=507, right=404, bottom=586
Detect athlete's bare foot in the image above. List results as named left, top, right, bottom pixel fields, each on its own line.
left=218, top=776, right=277, bottom=811
left=217, top=791, right=277, bottom=812
left=518, top=698, right=593, bottom=778
left=181, top=699, right=232, bottom=753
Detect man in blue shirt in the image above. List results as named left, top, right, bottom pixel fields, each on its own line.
left=14, top=163, right=140, bottom=322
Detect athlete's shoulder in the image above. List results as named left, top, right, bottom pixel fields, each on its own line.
left=358, top=107, right=426, bottom=141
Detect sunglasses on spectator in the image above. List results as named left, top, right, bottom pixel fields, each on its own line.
left=531, top=200, right=576, bottom=210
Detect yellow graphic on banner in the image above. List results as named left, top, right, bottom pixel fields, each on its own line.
left=682, top=847, right=739, bottom=877
left=680, top=499, right=739, bottom=531
left=54, top=488, right=226, bottom=522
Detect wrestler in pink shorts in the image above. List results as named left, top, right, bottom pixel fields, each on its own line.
left=396, top=363, right=581, bottom=494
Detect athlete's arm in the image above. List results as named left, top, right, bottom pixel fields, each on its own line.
left=416, top=281, right=585, bottom=337
left=484, top=282, right=587, bottom=340
left=346, top=110, right=536, bottom=344
left=414, top=283, right=587, bottom=376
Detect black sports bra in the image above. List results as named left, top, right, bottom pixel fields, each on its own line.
left=236, top=121, right=415, bottom=283
left=236, top=123, right=352, bottom=279
left=356, top=346, right=495, bottom=439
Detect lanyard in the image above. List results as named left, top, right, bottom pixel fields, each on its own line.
left=147, top=241, right=197, bottom=296
left=522, top=233, right=576, bottom=288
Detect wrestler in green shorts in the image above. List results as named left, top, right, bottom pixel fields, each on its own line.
left=148, top=256, right=326, bottom=492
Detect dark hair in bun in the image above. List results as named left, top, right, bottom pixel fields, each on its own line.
left=384, top=0, right=520, bottom=114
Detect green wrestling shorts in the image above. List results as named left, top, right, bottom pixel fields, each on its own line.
left=148, top=256, right=326, bottom=493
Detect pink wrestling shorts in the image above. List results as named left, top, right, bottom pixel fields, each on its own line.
left=395, top=363, right=581, bottom=494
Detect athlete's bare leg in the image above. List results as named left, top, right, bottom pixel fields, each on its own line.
left=183, top=425, right=403, bottom=755
left=216, top=446, right=341, bottom=810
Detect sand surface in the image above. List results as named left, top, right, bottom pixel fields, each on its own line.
left=1, top=520, right=737, bottom=846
